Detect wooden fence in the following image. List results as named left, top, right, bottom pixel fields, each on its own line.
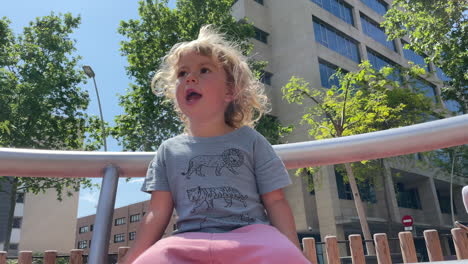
left=1, top=228, right=467, bottom=264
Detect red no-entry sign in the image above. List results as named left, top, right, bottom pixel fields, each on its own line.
left=402, top=215, right=414, bottom=227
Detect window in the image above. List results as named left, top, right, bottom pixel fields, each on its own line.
left=306, top=171, right=315, bottom=195
left=115, top=217, right=126, bottom=226
left=114, top=233, right=125, bottom=243
left=436, top=67, right=451, bottom=82
left=411, top=78, right=437, bottom=103
left=367, top=48, right=401, bottom=82
left=130, top=214, right=141, bottom=223
left=77, top=240, right=88, bottom=249
left=444, top=100, right=461, bottom=114
left=254, top=27, right=269, bottom=44
left=313, top=18, right=360, bottom=62
left=437, top=190, right=457, bottom=214
left=16, top=193, right=24, bottom=203
left=90, top=224, right=94, bottom=232
left=401, top=41, right=428, bottom=71
left=13, top=217, right=22, bottom=228
left=395, top=182, right=422, bottom=209
left=79, top=226, right=89, bottom=234
left=360, top=14, right=396, bottom=51
left=129, top=231, right=136, bottom=241
left=259, top=71, right=273, bottom=86
left=9, top=244, right=18, bottom=250
left=360, top=0, right=388, bottom=16
left=335, top=169, right=376, bottom=203
left=254, top=0, right=264, bottom=5
left=318, top=60, right=342, bottom=88
left=312, top=0, right=354, bottom=25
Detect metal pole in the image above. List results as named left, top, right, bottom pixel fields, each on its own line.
left=88, top=165, right=119, bottom=264
left=450, top=149, right=457, bottom=224
left=92, top=76, right=107, bottom=152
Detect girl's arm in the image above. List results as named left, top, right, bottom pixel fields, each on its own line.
left=261, top=188, right=301, bottom=250
left=120, top=190, right=174, bottom=264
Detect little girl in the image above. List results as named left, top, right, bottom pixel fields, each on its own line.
left=121, top=25, right=310, bottom=264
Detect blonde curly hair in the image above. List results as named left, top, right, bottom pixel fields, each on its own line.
left=152, top=25, right=269, bottom=129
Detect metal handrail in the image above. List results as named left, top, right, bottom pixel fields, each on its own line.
left=1, top=114, right=467, bottom=177
left=1, top=114, right=467, bottom=264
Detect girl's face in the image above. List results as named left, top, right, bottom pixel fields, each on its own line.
left=175, top=51, right=234, bottom=126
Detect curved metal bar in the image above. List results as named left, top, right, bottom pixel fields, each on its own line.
left=277, top=114, right=468, bottom=169
left=0, top=114, right=467, bottom=177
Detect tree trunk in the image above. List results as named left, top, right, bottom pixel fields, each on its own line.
left=4, top=177, right=18, bottom=253
left=380, top=159, right=394, bottom=238
left=344, top=163, right=376, bottom=255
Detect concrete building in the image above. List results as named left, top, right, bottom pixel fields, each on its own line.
left=75, top=201, right=177, bottom=254
left=0, top=180, right=79, bottom=256
left=232, top=0, right=467, bottom=259
left=0, top=178, right=23, bottom=255
left=19, top=190, right=79, bottom=254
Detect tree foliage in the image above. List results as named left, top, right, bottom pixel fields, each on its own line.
left=0, top=12, right=95, bottom=192
left=113, top=0, right=288, bottom=151
left=282, top=61, right=434, bottom=253
left=283, top=62, right=433, bottom=142
left=0, top=13, right=95, bottom=250
left=383, top=0, right=468, bottom=182
left=382, top=0, right=468, bottom=114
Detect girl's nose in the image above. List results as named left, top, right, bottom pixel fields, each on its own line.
left=185, top=72, right=198, bottom=84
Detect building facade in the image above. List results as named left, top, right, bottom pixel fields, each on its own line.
left=75, top=201, right=177, bottom=254
left=0, top=179, right=23, bottom=255
left=0, top=181, right=79, bottom=256
left=232, top=0, right=467, bottom=259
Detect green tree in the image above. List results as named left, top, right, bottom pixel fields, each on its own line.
left=113, top=0, right=287, bottom=151
left=382, top=0, right=468, bottom=114
left=0, top=13, right=94, bottom=251
left=383, top=1, right=468, bottom=218
left=282, top=61, right=434, bottom=254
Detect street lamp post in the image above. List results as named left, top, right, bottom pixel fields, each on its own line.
left=82, top=65, right=116, bottom=264
left=83, top=65, right=108, bottom=151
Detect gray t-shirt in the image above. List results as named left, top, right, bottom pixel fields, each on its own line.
left=141, top=126, right=291, bottom=234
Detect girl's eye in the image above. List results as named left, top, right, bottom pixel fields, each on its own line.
left=200, top=67, right=211, bottom=74
left=177, top=71, right=187, bottom=77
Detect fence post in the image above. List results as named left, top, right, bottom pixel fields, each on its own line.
left=451, top=228, right=468, bottom=259
left=398, top=232, right=418, bottom=263
left=374, top=233, right=391, bottom=264
left=118, top=247, right=130, bottom=263
left=325, top=236, right=340, bottom=264
left=18, top=251, right=32, bottom=264
left=44, top=250, right=57, bottom=264
left=70, top=249, right=84, bottom=264
left=349, top=234, right=365, bottom=264
left=0, top=251, right=6, bottom=264
left=302, top=238, right=317, bottom=264
left=423, top=229, right=443, bottom=261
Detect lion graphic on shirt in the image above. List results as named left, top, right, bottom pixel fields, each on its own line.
left=182, top=148, right=244, bottom=179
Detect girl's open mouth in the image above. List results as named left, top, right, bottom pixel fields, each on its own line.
left=185, top=89, right=202, bottom=103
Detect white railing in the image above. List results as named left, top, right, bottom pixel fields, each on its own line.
left=1, top=114, right=468, bottom=264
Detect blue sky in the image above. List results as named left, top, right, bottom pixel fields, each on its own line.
left=3, top=0, right=175, bottom=217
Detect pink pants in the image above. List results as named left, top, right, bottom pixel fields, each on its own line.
left=133, top=224, right=310, bottom=264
